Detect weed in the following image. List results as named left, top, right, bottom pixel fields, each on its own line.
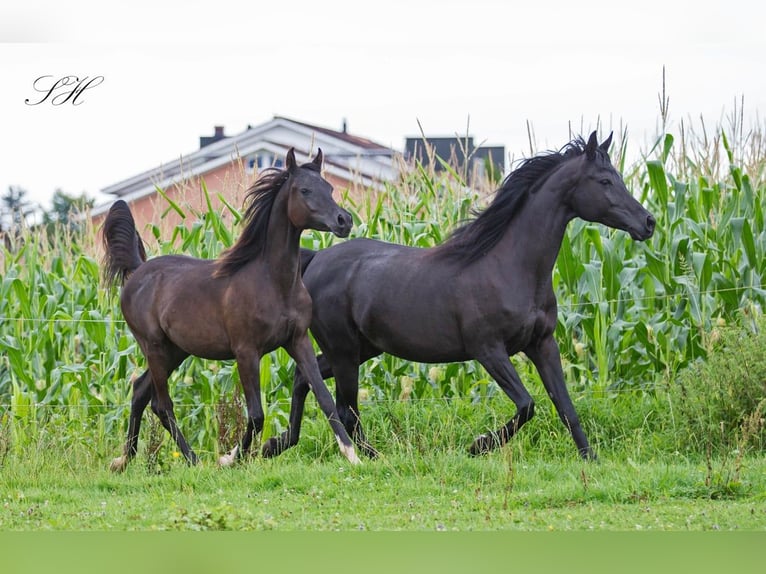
left=171, top=505, right=231, bottom=531
left=216, top=392, right=246, bottom=457
left=0, top=409, right=9, bottom=466
left=144, top=415, right=166, bottom=475
left=670, top=314, right=766, bottom=454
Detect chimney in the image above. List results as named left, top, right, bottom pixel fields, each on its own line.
left=342, top=118, right=347, bottom=133
left=200, top=125, right=227, bottom=148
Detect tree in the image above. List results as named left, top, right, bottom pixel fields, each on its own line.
left=1, top=185, right=36, bottom=240
left=43, top=189, right=95, bottom=233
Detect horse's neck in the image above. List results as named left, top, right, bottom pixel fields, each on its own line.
left=491, top=167, right=576, bottom=280
left=264, top=195, right=302, bottom=289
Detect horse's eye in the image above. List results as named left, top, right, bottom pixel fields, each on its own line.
left=599, top=178, right=612, bottom=186
left=300, top=188, right=311, bottom=195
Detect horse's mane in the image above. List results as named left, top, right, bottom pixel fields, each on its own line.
left=214, top=162, right=321, bottom=277
left=433, top=137, right=607, bottom=266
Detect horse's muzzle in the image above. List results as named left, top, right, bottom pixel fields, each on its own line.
left=630, top=213, right=655, bottom=241
left=332, top=210, right=353, bottom=238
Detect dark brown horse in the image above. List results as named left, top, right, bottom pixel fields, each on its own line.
left=102, top=148, right=360, bottom=471
left=262, top=132, right=656, bottom=461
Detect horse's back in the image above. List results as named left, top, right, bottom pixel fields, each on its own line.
left=304, top=238, right=433, bottom=298
left=122, top=254, right=216, bottom=299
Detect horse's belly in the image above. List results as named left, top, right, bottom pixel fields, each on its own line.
left=380, top=338, right=469, bottom=364
left=359, top=309, right=469, bottom=364
left=171, top=329, right=234, bottom=361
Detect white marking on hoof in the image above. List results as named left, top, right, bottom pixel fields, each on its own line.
left=109, top=455, right=128, bottom=473
left=336, top=436, right=361, bottom=465
left=218, top=445, right=239, bottom=467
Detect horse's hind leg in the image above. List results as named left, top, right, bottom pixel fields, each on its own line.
left=110, top=370, right=152, bottom=473
left=470, top=349, right=535, bottom=455
left=147, top=346, right=197, bottom=465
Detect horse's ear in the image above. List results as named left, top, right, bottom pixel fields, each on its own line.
left=312, top=148, right=323, bottom=169
left=585, top=131, right=598, bottom=160
left=600, top=132, right=613, bottom=153
left=286, top=148, right=297, bottom=172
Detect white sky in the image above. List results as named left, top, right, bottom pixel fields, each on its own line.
left=2, top=0, right=765, bottom=209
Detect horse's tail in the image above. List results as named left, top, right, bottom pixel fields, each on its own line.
left=299, top=248, right=317, bottom=276
left=101, top=200, right=147, bottom=286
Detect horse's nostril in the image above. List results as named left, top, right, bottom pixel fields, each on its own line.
left=647, top=214, right=656, bottom=231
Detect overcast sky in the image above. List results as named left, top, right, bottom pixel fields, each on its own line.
left=2, top=0, right=765, bottom=209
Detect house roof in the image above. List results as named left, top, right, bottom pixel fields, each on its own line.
left=96, top=116, right=398, bottom=213
left=278, top=116, right=390, bottom=151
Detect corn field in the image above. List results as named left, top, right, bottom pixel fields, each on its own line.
left=1, top=119, right=765, bottom=456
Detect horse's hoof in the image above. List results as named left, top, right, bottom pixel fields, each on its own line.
left=110, top=455, right=128, bottom=473
left=360, top=443, right=380, bottom=460
left=261, top=437, right=280, bottom=458
left=218, top=446, right=239, bottom=467
left=336, top=436, right=362, bottom=465
left=581, top=449, right=598, bottom=462
left=468, top=434, right=493, bottom=456
left=348, top=451, right=362, bottom=465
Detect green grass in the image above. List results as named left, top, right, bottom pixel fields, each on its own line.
left=2, top=448, right=764, bottom=531
left=1, top=397, right=764, bottom=531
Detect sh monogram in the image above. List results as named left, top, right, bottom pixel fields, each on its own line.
left=25, top=75, right=105, bottom=106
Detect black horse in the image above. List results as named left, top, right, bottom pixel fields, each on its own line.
left=262, top=132, right=655, bottom=461
left=102, top=149, right=361, bottom=471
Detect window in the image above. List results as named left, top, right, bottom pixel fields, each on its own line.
left=256, top=152, right=275, bottom=169
left=246, top=151, right=285, bottom=173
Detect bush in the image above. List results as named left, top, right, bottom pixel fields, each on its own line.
left=667, top=311, right=766, bottom=453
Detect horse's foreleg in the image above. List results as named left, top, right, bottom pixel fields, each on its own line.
left=332, top=359, right=379, bottom=459
left=220, top=351, right=263, bottom=466
left=110, top=370, right=152, bottom=473
left=261, top=366, right=312, bottom=458
left=525, top=336, right=595, bottom=460
left=288, top=337, right=360, bottom=465
left=471, top=349, right=535, bottom=455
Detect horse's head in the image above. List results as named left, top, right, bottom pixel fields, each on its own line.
left=284, top=148, right=353, bottom=237
left=567, top=132, right=655, bottom=241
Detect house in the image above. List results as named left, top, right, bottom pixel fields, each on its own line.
left=404, top=136, right=505, bottom=183
left=93, top=116, right=398, bottom=237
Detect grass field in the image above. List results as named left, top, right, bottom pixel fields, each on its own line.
left=2, top=396, right=765, bottom=531
left=3, top=460, right=765, bottom=531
